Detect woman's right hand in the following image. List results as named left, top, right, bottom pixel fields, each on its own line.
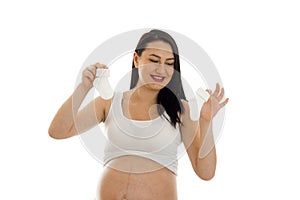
left=82, top=63, right=108, bottom=89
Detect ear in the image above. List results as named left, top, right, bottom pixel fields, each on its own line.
left=133, top=52, right=139, bottom=68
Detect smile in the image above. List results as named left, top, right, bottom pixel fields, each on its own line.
left=150, top=75, right=165, bottom=82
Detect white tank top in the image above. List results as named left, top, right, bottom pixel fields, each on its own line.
left=103, top=92, right=182, bottom=175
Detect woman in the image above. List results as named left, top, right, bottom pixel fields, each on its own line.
left=49, top=29, right=229, bottom=200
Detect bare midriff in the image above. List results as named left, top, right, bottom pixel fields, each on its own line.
left=97, top=155, right=178, bottom=200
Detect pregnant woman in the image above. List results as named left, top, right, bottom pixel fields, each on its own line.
left=49, top=29, right=229, bottom=200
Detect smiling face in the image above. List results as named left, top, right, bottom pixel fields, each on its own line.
left=133, top=40, right=175, bottom=91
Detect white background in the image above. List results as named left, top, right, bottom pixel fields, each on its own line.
left=1, top=0, right=299, bottom=199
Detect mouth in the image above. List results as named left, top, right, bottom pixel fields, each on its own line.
left=150, top=75, right=165, bottom=82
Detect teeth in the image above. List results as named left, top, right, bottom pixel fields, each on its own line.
left=152, top=75, right=163, bottom=80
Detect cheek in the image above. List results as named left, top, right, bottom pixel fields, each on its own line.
left=139, top=64, right=155, bottom=74
left=167, top=68, right=175, bottom=77
left=138, top=66, right=151, bottom=80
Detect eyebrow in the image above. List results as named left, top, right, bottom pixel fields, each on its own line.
left=149, top=54, right=174, bottom=61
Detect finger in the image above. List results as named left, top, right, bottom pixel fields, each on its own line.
left=206, top=89, right=212, bottom=95
left=213, top=83, right=220, bottom=97
left=219, top=98, right=229, bottom=108
left=95, top=63, right=108, bottom=69
left=88, top=65, right=97, bottom=75
left=217, top=88, right=225, bottom=101
left=83, top=70, right=95, bottom=81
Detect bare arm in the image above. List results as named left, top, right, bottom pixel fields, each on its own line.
left=191, top=117, right=217, bottom=181
left=181, top=83, right=228, bottom=181
left=180, top=101, right=216, bottom=180
left=48, top=63, right=108, bottom=139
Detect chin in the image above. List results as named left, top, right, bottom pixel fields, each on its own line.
left=146, top=83, right=165, bottom=91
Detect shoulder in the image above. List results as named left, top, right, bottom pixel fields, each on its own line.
left=180, top=99, right=200, bottom=124
left=180, top=99, right=191, bottom=121
left=94, top=93, right=115, bottom=122
left=180, top=99, right=190, bottom=114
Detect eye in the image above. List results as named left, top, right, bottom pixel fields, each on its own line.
left=165, top=62, right=174, bottom=66
left=149, top=59, right=159, bottom=63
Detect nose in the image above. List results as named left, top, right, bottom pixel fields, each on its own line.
left=155, top=62, right=166, bottom=74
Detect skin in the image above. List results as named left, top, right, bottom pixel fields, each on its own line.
left=48, top=41, right=229, bottom=199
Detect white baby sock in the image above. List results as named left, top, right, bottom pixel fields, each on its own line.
left=93, top=69, right=114, bottom=99
left=188, top=88, right=211, bottom=121
left=196, top=87, right=210, bottom=104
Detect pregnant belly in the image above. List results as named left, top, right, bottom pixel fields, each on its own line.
left=97, top=155, right=178, bottom=200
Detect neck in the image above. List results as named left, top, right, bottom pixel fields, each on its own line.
left=130, top=85, right=159, bottom=105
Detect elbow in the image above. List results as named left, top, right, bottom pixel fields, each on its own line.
left=199, top=172, right=215, bottom=181
left=195, top=169, right=216, bottom=181
left=194, top=157, right=217, bottom=181
left=48, top=127, right=61, bottom=139
left=48, top=126, right=69, bottom=140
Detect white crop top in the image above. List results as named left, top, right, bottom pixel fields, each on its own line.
left=103, top=92, right=182, bottom=175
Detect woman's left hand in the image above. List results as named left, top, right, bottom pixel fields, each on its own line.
left=200, top=83, right=229, bottom=121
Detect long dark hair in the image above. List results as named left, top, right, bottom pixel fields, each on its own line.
left=130, top=29, right=186, bottom=128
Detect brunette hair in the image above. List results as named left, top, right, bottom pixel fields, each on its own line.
left=130, top=29, right=186, bottom=128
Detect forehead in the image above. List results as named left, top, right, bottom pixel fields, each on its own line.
left=143, top=41, right=174, bottom=57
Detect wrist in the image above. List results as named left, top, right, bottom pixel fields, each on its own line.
left=78, top=82, right=92, bottom=93
left=199, top=116, right=212, bottom=125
